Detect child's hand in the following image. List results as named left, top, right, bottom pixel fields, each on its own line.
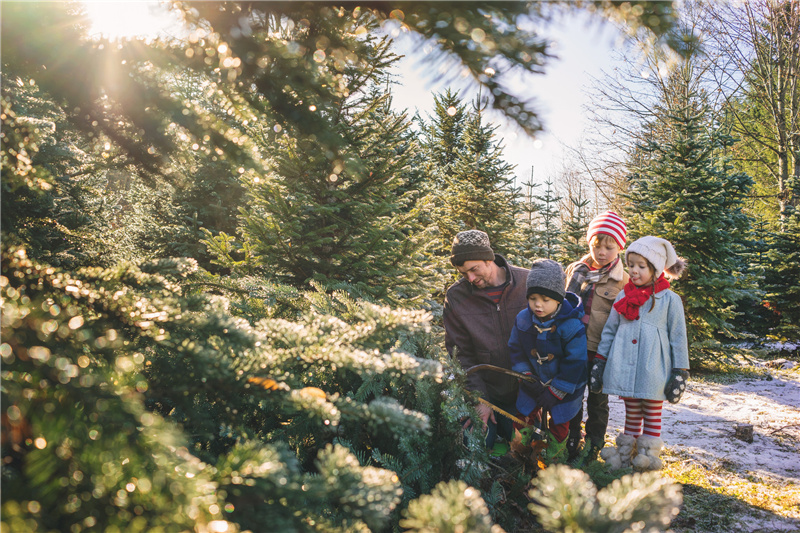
left=520, top=372, right=546, bottom=398
left=589, top=358, right=606, bottom=393
left=665, top=369, right=689, bottom=403
left=535, top=389, right=560, bottom=411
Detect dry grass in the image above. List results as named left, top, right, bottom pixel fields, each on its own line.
left=661, top=447, right=800, bottom=531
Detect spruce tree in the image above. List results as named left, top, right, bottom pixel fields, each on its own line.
left=518, top=167, right=546, bottom=262
left=421, top=89, right=469, bottom=175
left=424, top=94, right=522, bottom=258
left=535, top=178, right=564, bottom=260
left=0, top=78, right=117, bottom=269
left=450, top=98, right=521, bottom=251
left=761, top=176, right=800, bottom=339
left=419, top=89, right=471, bottom=261
left=560, top=186, right=593, bottom=264
left=624, top=67, right=754, bottom=364
left=206, top=34, right=430, bottom=303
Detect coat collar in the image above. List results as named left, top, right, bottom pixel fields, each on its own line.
left=517, top=292, right=583, bottom=332
left=580, top=254, right=626, bottom=282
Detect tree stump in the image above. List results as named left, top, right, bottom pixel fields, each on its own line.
left=734, top=424, right=754, bottom=443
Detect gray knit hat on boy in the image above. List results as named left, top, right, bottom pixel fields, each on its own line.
left=526, top=259, right=566, bottom=302
left=450, top=230, right=495, bottom=266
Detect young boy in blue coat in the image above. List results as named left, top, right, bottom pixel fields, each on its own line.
left=509, top=259, right=588, bottom=463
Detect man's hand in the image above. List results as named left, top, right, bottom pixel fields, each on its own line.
left=463, top=402, right=496, bottom=430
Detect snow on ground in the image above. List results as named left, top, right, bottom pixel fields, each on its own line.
left=607, top=372, right=800, bottom=481
left=605, top=370, right=800, bottom=529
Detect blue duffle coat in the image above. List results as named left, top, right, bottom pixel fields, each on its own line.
left=509, top=292, right=588, bottom=424
left=596, top=288, right=690, bottom=400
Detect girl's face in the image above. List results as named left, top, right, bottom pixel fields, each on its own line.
left=627, top=253, right=655, bottom=287
left=589, top=235, right=621, bottom=268
left=528, top=293, right=560, bottom=318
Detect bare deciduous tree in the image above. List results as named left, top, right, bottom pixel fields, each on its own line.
left=702, top=0, right=800, bottom=227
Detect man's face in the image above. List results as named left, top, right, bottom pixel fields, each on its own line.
left=457, top=260, right=494, bottom=289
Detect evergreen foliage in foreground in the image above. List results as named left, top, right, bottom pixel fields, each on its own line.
left=0, top=247, right=490, bottom=532
left=529, top=465, right=683, bottom=533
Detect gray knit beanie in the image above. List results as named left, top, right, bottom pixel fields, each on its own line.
left=526, top=259, right=566, bottom=302
left=450, top=230, right=495, bottom=266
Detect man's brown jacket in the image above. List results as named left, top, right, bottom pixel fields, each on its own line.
left=444, top=255, right=529, bottom=407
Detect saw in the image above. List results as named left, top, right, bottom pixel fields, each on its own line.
left=466, top=363, right=547, bottom=437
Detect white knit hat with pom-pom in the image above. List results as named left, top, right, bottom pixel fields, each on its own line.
left=626, top=236, right=687, bottom=280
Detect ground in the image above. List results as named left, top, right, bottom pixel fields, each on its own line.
left=603, top=362, right=800, bottom=532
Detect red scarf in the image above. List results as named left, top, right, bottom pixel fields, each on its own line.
left=613, top=275, right=670, bottom=320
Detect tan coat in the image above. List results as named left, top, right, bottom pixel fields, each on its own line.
left=566, top=255, right=629, bottom=352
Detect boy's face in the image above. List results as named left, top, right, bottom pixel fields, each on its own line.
left=627, top=253, right=655, bottom=287
left=528, top=293, right=560, bottom=318
left=589, top=235, right=621, bottom=268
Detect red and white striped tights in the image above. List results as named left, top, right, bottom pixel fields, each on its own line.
left=622, top=398, right=663, bottom=437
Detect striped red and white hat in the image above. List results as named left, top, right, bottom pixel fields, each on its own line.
left=586, top=211, right=627, bottom=249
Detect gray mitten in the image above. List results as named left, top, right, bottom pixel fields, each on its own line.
left=665, top=369, right=689, bottom=403
left=589, top=358, right=606, bottom=394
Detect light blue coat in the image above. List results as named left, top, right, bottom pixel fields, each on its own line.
left=596, top=288, right=689, bottom=400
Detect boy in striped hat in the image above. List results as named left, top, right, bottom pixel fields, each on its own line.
left=564, top=211, right=629, bottom=463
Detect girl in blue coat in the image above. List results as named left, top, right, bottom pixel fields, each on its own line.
left=591, top=236, right=690, bottom=471
left=509, top=259, right=588, bottom=463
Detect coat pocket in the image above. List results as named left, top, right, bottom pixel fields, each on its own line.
left=595, top=284, right=621, bottom=303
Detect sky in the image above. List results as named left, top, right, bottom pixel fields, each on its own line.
left=388, top=10, right=624, bottom=186
left=83, top=2, right=626, bottom=187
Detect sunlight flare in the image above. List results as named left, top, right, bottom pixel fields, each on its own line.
left=82, top=1, right=179, bottom=39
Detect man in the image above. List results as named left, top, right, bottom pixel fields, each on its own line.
left=443, top=230, right=529, bottom=448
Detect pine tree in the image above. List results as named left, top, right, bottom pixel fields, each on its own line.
left=451, top=98, right=521, bottom=251
left=421, top=89, right=469, bottom=175
left=139, top=70, right=249, bottom=270
left=518, top=167, right=546, bottom=261
left=206, top=34, right=431, bottom=303
left=624, top=64, right=755, bottom=364
left=419, top=89, right=471, bottom=259
left=0, top=78, right=117, bottom=269
left=560, top=185, right=593, bottom=264
left=761, top=176, right=800, bottom=339
left=425, top=94, right=522, bottom=258
left=535, top=178, right=564, bottom=260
